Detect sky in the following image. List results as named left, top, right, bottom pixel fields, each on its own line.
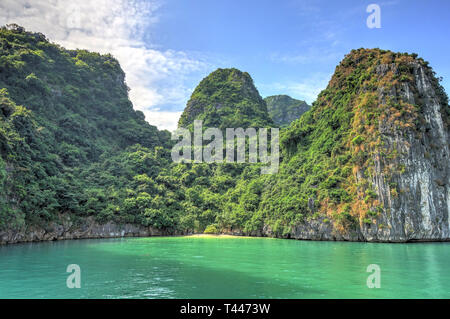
left=0, top=0, right=449, bottom=131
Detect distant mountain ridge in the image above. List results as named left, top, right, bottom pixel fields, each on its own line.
left=264, top=95, right=310, bottom=126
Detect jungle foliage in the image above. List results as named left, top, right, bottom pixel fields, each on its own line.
left=1, top=26, right=448, bottom=237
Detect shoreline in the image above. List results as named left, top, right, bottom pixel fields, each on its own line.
left=2, top=231, right=450, bottom=246
left=1, top=215, right=449, bottom=246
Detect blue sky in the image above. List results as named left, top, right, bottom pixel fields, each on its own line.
left=1, top=0, right=449, bottom=130
left=152, top=0, right=450, bottom=102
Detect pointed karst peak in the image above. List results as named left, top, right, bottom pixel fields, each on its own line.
left=276, top=48, right=449, bottom=241
left=178, top=68, right=273, bottom=129
left=327, top=48, right=441, bottom=91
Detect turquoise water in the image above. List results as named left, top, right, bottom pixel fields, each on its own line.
left=0, top=236, right=449, bottom=299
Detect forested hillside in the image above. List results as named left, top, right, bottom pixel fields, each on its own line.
left=0, top=26, right=262, bottom=238
left=0, top=24, right=171, bottom=230
left=178, top=68, right=273, bottom=129
left=1, top=25, right=449, bottom=243
left=227, top=49, right=449, bottom=241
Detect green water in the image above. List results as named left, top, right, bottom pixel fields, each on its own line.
left=0, top=236, right=449, bottom=299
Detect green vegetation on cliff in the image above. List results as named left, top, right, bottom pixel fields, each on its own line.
left=178, top=68, right=273, bottom=129
left=0, top=25, right=171, bottom=229
left=1, top=26, right=449, bottom=240
left=222, top=48, right=449, bottom=237
left=0, top=26, right=258, bottom=234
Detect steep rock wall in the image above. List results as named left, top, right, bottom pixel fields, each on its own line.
left=361, top=62, right=449, bottom=241
left=0, top=215, right=170, bottom=245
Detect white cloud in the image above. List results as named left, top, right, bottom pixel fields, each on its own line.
left=142, top=110, right=182, bottom=132
left=0, top=0, right=205, bottom=131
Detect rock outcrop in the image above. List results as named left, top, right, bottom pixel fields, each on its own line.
left=272, top=49, right=449, bottom=242
left=360, top=60, right=449, bottom=241
left=0, top=215, right=170, bottom=245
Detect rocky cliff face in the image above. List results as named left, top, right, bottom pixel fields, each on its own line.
left=258, top=49, right=449, bottom=242
left=361, top=61, right=449, bottom=241
left=0, top=215, right=170, bottom=245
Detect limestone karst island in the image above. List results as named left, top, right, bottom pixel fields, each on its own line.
left=0, top=0, right=449, bottom=302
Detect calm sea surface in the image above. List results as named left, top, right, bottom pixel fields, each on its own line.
left=0, top=236, right=449, bottom=298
